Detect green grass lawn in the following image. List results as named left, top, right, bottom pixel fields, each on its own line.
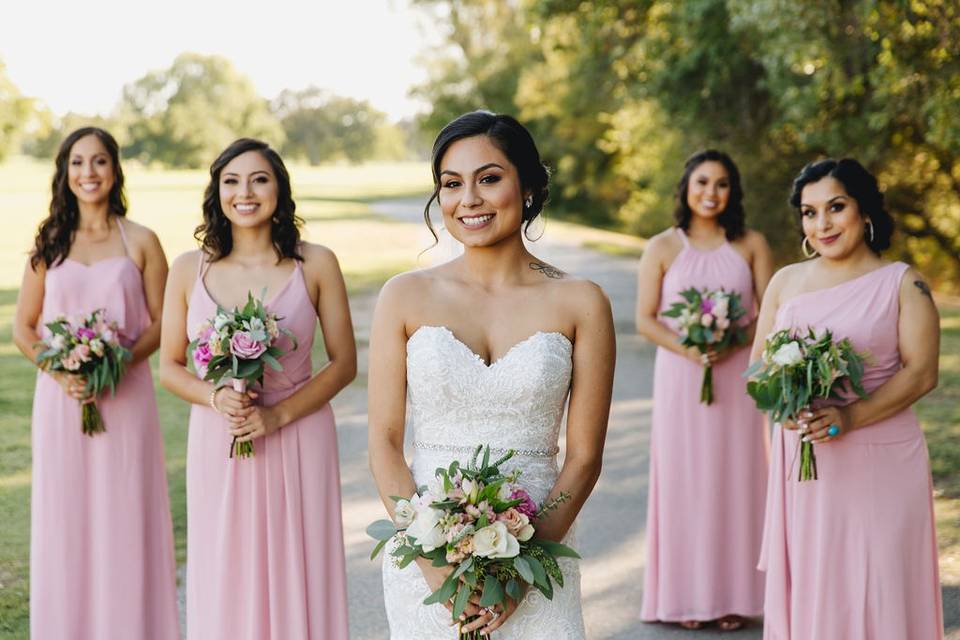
left=0, top=158, right=431, bottom=636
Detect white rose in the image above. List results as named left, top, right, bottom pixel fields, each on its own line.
left=471, top=521, right=520, bottom=559
left=393, top=499, right=415, bottom=528
left=213, top=313, right=233, bottom=331
left=49, top=334, right=66, bottom=352
left=771, top=341, right=804, bottom=367
left=405, top=505, right=446, bottom=552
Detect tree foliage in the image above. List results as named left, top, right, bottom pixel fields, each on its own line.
left=118, top=53, right=284, bottom=168
left=0, top=60, right=34, bottom=162
left=413, top=0, right=960, bottom=289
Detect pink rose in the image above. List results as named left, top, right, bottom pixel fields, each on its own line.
left=192, top=342, right=213, bottom=376
left=74, top=344, right=91, bottom=363
left=230, top=331, right=266, bottom=359
left=510, top=489, right=537, bottom=518
left=62, top=352, right=82, bottom=371
left=700, top=313, right=715, bottom=327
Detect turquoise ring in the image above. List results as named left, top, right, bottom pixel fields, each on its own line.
left=827, top=425, right=840, bottom=437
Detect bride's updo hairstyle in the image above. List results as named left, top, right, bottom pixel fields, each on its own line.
left=423, top=110, right=550, bottom=243
left=789, top=158, right=894, bottom=254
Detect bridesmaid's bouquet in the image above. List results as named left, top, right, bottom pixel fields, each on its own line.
left=745, top=328, right=868, bottom=481
left=661, top=287, right=747, bottom=404
left=367, top=446, right=579, bottom=639
left=35, top=309, right=130, bottom=435
left=188, top=292, right=297, bottom=458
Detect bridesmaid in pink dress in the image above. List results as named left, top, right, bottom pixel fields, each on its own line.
left=636, top=150, right=773, bottom=630
left=13, top=128, right=179, bottom=639
left=158, top=139, right=355, bottom=640
left=752, top=158, right=943, bottom=639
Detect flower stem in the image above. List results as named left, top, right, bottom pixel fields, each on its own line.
left=700, top=364, right=713, bottom=405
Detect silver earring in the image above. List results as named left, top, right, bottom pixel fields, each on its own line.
left=524, top=196, right=533, bottom=209
left=801, top=236, right=817, bottom=259
left=866, top=220, right=875, bottom=243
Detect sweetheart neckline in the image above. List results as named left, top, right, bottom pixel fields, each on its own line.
left=408, top=324, right=572, bottom=369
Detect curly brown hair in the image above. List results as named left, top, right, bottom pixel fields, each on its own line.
left=30, top=127, right=128, bottom=270
left=194, top=138, right=303, bottom=263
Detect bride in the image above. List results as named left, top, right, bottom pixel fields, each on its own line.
left=368, top=111, right=615, bottom=639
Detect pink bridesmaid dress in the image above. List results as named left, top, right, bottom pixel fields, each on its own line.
left=641, top=228, right=769, bottom=622
left=30, top=220, right=179, bottom=639
left=760, top=261, right=943, bottom=639
left=185, top=257, right=349, bottom=640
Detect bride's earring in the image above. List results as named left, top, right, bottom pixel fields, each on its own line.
left=865, top=219, right=875, bottom=244
left=801, top=236, right=817, bottom=259
left=524, top=195, right=533, bottom=209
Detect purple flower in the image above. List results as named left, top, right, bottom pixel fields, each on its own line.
left=510, top=488, right=538, bottom=518
left=75, top=327, right=97, bottom=341
left=230, top=331, right=267, bottom=360
left=192, top=342, right=213, bottom=376
left=700, top=298, right=715, bottom=315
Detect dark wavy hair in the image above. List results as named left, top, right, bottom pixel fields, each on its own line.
left=423, top=111, right=550, bottom=244
left=30, top=127, right=127, bottom=270
left=194, top=138, right=303, bottom=262
left=788, top=158, right=894, bottom=254
left=673, top=149, right=746, bottom=240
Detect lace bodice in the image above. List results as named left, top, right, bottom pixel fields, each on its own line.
left=382, top=325, right=586, bottom=639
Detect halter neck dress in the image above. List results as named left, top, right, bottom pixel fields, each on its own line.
left=760, top=261, right=943, bottom=639
left=641, top=228, right=769, bottom=622
left=184, top=255, right=349, bottom=640
left=30, top=218, right=179, bottom=639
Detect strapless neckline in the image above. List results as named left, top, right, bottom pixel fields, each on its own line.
left=408, top=324, right=572, bottom=369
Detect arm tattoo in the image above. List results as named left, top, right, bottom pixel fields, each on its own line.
left=529, top=262, right=564, bottom=279
left=913, top=280, right=933, bottom=299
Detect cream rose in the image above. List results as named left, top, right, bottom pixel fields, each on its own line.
left=472, top=521, right=520, bottom=559
left=393, top=499, right=415, bottom=528
left=406, top=505, right=446, bottom=552
left=772, top=341, right=804, bottom=367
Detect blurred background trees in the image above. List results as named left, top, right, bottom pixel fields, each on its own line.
left=1, top=1, right=957, bottom=287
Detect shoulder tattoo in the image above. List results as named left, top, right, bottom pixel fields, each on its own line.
left=529, top=262, right=564, bottom=279
left=913, top=279, right=933, bottom=299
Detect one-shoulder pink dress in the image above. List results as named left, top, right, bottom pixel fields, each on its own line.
left=184, top=257, right=349, bottom=640
left=641, top=228, right=769, bottom=622
left=30, top=220, right=179, bottom=639
left=760, top=261, right=943, bottom=639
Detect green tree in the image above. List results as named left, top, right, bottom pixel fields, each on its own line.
left=119, top=53, right=283, bottom=168
left=0, top=60, right=34, bottom=161
left=272, top=88, right=388, bottom=164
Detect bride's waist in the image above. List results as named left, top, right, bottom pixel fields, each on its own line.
left=409, top=445, right=559, bottom=501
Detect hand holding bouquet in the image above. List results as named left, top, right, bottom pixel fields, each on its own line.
left=188, top=292, right=297, bottom=458
left=661, top=287, right=747, bottom=404
left=368, top=446, right=580, bottom=639
left=744, top=328, right=868, bottom=480
left=36, top=309, right=130, bottom=435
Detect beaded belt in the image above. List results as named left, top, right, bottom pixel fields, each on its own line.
left=413, top=441, right=558, bottom=459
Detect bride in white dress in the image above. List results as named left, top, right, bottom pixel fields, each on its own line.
left=368, top=111, right=616, bottom=639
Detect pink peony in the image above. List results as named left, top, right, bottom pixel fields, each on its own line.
left=193, top=342, right=213, bottom=376
left=510, top=489, right=538, bottom=518
left=230, top=331, right=266, bottom=359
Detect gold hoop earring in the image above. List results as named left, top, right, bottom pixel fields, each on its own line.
left=801, top=236, right=817, bottom=259
left=866, top=219, right=875, bottom=243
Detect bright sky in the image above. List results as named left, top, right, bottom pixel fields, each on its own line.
left=1, top=0, right=435, bottom=121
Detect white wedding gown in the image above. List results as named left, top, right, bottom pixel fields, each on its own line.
left=382, top=325, right=587, bottom=639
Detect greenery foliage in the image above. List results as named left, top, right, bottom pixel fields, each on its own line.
left=412, top=0, right=960, bottom=290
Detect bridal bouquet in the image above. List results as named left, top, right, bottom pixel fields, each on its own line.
left=744, top=328, right=868, bottom=481
left=36, top=309, right=130, bottom=435
left=368, top=446, right=579, bottom=639
left=188, top=292, right=296, bottom=458
left=661, top=287, right=747, bottom=404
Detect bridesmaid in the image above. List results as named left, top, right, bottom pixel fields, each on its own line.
left=12, top=127, right=179, bottom=639
left=636, top=149, right=773, bottom=630
left=753, top=158, right=943, bottom=639
left=158, top=138, right=356, bottom=639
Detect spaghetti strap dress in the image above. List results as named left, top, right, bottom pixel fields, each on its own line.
left=30, top=219, right=179, bottom=639
left=184, top=256, right=349, bottom=640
